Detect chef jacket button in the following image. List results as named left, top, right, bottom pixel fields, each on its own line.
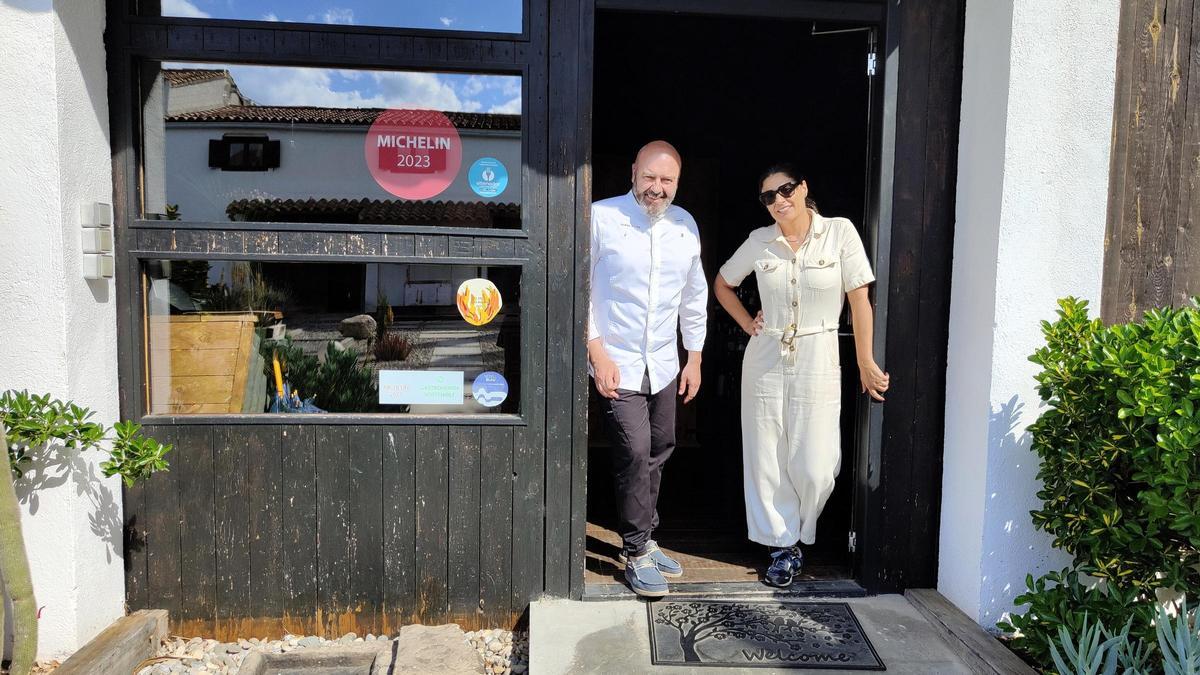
left=791, top=301, right=798, bottom=307
left=819, top=259, right=825, bottom=265
left=789, top=346, right=796, bottom=352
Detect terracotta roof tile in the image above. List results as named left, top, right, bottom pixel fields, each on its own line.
left=168, top=105, right=520, bottom=130
left=226, top=197, right=521, bottom=227
left=162, top=68, right=230, bottom=86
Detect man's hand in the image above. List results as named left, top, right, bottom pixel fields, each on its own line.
left=678, top=353, right=702, bottom=404
left=589, top=341, right=621, bottom=399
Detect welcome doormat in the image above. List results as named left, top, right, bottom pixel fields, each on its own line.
left=647, top=600, right=885, bottom=669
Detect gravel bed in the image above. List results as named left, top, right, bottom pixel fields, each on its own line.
left=129, top=627, right=527, bottom=674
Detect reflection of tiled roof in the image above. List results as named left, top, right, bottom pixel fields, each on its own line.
left=163, top=68, right=230, bottom=86
left=168, top=105, right=521, bottom=130
left=226, top=198, right=521, bottom=227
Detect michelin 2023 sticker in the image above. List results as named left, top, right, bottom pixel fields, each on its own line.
left=472, top=371, right=509, bottom=407
left=468, top=157, right=508, bottom=198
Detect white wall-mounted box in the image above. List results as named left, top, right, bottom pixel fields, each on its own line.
left=81, top=227, right=113, bottom=253
left=82, top=253, right=114, bottom=279
left=81, top=201, right=113, bottom=227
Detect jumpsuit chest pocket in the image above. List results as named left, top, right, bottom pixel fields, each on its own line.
left=753, top=259, right=790, bottom=292
left=802, top=258, right=840, bottom=290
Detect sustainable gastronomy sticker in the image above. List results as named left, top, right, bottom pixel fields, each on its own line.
left=472, top=371, right=509, bottom=407
left=365, top=109, right=463, bottom=199
left=468, top=157, right=509, bottom=198
left=378, top=370, right=464, bottom=405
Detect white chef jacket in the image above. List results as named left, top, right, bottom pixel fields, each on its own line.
left=587, top=191, right=708, bottom=395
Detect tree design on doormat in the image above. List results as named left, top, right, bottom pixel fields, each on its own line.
left=651, top=601, right=868, bottom=664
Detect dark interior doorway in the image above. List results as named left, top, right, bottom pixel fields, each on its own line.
left=586, top=9, right=876, bottom=588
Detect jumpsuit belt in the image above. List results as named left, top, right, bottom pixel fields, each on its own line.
left=760, top=320, right=837, bottom=365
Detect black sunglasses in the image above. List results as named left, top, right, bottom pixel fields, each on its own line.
left=758, top=181, right=801, bottom=207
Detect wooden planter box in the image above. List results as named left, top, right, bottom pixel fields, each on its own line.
left=148, top=312, right=267, bottom=414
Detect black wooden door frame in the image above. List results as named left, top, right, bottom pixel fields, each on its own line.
left=564, top=0, right=963, bottom=596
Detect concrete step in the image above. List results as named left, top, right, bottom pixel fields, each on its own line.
left=530, top=594, right=977, bottom=674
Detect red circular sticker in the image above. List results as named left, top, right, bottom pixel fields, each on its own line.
left=365, top=109, right=463, bottom=200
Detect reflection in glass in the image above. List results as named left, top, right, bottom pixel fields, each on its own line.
left=140, top=62, right=522, bottom=227
left=144, top=260, right=521, bottom=416
left=148, top=0, right=522, bottom=34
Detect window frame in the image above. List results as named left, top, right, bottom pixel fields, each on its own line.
left=107, top=0, right=548, bottom=426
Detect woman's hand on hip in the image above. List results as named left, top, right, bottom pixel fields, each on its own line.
left=742, top=310, right=764, bottom=337
left=859, top=360, right=889, bottom=402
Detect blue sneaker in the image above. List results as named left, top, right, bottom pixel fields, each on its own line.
left=764, top=546, right=803, bottom=588
left=625, top=553, right=670, bottom=597
left=618, top=540, right=683, bottom=578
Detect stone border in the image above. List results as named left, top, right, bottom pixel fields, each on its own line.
left=55, top=610, right=168, bottom=675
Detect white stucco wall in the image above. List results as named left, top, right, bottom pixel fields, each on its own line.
left=939, top=0, right=1121, bottom=629
left=161, top=124, right=522, bottom=222
left=0, top=0, right=123, bottom=661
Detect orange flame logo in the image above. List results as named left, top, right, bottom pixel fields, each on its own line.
left=456, top=279, right=503, bottom=326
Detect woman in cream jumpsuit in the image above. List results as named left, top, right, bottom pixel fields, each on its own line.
left=715, top=164, right=890, bottom=587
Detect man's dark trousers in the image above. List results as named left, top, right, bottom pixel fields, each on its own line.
left=600, top=373, right=677, bottom=557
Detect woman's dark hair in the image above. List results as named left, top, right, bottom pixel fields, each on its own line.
left=758, top=162, right=818, bottom=212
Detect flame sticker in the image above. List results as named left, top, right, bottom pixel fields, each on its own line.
left=456, top=279, right=503, bottom=326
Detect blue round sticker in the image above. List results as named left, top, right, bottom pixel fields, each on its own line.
left=468, top=157, right=509, bottom=198
left=472, top=371, right=509, bottom=407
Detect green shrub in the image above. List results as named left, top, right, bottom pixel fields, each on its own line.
left=1028, top=298, right=1200, bottom=591
left=263, top=338, right=377, bottom=413
left=1001, top=568, right=1156, bottom=669
left=1001, top=297, right=1200, bottom=670
left=316, top=344, right=378, bottom=412
left=1, top=390, right=171, bottom=486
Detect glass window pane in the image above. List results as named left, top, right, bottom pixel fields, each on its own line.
left=145, top=0, right=522, bottom=34
left=141, top=61, right=522, bottom=228
left=144, top=259, right=522, bottom=415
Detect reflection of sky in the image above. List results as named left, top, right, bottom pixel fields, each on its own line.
left=167, top=63, right=522, bottom=115
left=163, top=0, right=522, bottom=32
left=162, top=1, right=523, bottom=114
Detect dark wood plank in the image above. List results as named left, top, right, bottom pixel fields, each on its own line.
left=908, top=0, right=964, bottom=589
left=510, top=424, right=544, bottom=609
left=144, top=425, right=182, bottom=620
left=382, top=427, right=417, bottom=633
left=569, top=0, right=596, bottom=600
left=1102, top=0, right=1143, bottom=321
left=1174, top=0, right=1200, bottom=306
left=414, top=426, right=449, bottom=620
left=247, top=426, right=284, bottom=623
left=317, top=426, right=352, bottom=636
left=906, top=589, right=1037, bottom=675
left=122, top=473, right=149, bottom=611
left=545, top=0, right=581, bottom=599
left=281, top=425, right=318, bottom=627
left=479, top=427, right=514, bottom=623
left=864, top=0, right=933, bottom=594
left=176, top=425, right=216, bottom=624
left=511, top=0, right=551, bottom=609
left=448, top=427, right=482, bottom=619
left=1104, top=0, right=1195, bottom=322
left=213, top=426, right=253, bottom=628
left=348, top=426, right=384, bottom=636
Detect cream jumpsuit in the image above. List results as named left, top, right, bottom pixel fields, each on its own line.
left=718, top=213, right=875, bottom=547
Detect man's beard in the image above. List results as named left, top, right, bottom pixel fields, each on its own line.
left=635, top=188, right=673, bottom=219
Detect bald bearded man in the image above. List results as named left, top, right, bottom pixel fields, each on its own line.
left=587, top=141, right=709, bottom=597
